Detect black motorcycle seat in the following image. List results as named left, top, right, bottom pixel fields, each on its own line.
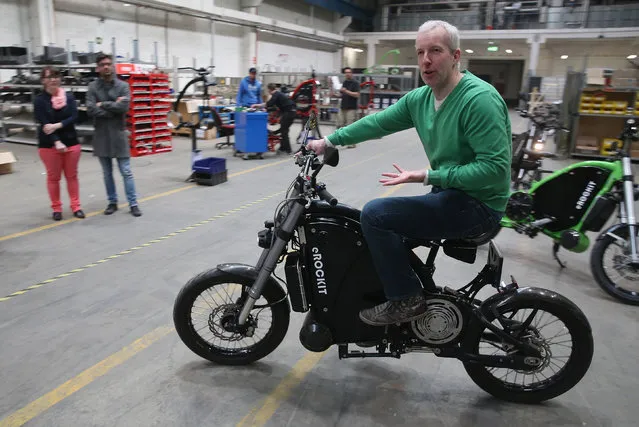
left=404, top=225, right=501, bottom=249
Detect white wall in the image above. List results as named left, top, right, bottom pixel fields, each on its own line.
left=0, top=0, right=26, bottom=47
left=0, top=0, right=342, bottom=79
left=259, top=0, right=335, bottom=33
left=257, top=32, right=338, bottom=73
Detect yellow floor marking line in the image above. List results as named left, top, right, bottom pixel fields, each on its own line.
left=236, top=351, right=326, bottom=427
left=0, top=159, right=290, bottom=243
left=0, top=190, right=284, bottom=304
left=0, top=325, right=174, bottom=427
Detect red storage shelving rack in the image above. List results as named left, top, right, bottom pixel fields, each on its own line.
left=126, top=73, right=173, bottom=157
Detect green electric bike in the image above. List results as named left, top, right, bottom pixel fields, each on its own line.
left=502, top=118, right=639, bottom=304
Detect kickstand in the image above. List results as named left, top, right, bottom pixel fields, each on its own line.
left=553, top=242, right=567, bottom=268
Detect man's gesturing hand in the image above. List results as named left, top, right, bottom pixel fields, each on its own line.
left=379, top=163, right=426, bottom=186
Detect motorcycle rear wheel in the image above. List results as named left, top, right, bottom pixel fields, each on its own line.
left=173, top=268, right=290, bottom=365
left=463, top=298, right=593, bottom=403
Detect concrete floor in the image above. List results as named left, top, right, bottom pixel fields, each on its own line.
left=1, top=113, right=638, bottom=427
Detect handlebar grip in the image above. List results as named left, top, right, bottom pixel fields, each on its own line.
left=317, top=186, right=338, bottom=206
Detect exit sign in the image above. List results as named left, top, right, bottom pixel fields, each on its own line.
left=487, top=46, right=499, bottom=52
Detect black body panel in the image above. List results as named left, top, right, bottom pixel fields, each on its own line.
left=301, top=201, right=390, bottom=343
left=531, top=166, right=611, bottom=232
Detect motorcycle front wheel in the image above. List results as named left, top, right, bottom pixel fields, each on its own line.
left=173, top=268, right=290, bottom=365
left=591, top=226, right=639, bottom=305
left=463, top=297, right=593, bottom=403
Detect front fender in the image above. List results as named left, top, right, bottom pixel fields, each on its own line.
left=479, top=286, right=591, bottom=333
left=596, top=223, right=638, bottom=242
left=217, top=262, right=289, bottom=302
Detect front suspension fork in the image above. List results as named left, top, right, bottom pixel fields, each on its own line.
left=621, top=157, right=639, bottom=263
left=237, top=201, right=305, bottom=325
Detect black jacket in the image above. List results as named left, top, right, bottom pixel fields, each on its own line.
left=33, top=91, right=79, bottom=148
left=266, top=90, right=296, bottom=113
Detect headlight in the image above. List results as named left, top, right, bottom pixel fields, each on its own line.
left=533, top=141, right=545, bottom=151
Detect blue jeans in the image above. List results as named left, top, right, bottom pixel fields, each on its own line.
left=360, top=187, right=503, bottom=300
left=98, top=157, right=138, bottom=207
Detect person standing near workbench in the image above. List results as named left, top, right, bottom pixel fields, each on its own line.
left=251, top=83, right=296, bottom=154
left=236, top=67, right=263, bottom=107
left=339, top=67, right=360, bottom=148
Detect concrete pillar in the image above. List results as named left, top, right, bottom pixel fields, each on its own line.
left=528, top=36, right=541, bottom=76
left=28, top=0, right=56, bottom=53
left=334, top=49, right=343, bottom=73
left=36, top=0, right=56, bottom=46
left=240, top=0, right=263, bottom=73
left=366, top=40, right=377, bottom=69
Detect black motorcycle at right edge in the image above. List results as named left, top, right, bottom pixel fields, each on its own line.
left=173, top=114, right=594, bottom=403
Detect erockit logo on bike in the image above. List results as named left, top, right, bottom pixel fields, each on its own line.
left=311, top=247, right=328, bottom=295
left=576, top=181, right=597, bottom=210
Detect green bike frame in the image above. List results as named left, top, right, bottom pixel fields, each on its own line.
left=500, top=159, right=624, bottom=244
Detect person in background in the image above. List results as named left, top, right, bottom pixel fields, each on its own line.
left=33, top=66, right=84, bottom=221
left=251, top=83, right=296, bottom=155
left=339, top=67, right=360, bottom=148
left=236, top=67, right=263, bottom=107
left=87, top=52, right=142, bottom=217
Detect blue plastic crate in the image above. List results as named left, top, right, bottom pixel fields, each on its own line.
left=192, top=157, right=226, bottom=174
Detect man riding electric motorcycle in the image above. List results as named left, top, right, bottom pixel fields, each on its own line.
left=307, top=20, right=511, bottom=326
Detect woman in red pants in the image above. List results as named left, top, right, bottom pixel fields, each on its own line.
left=33, top=66, right=84, bottom=221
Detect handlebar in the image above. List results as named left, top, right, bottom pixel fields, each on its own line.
left=178, top=66, right=215, bottom=77
left=316, top=184, right=338, bottom=206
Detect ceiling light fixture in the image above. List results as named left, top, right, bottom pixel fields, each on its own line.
left=628, top=54, right=638, bottom=59
left=488, top=41, right=494, bottom=45
left=352, top=48, right=363, bottom=53
left=505, top=49, right=513, bottom=54
left=465, top=49, right=474, bottom=54
left=560, top=55, right=568, bottom=59
left=123, top=2, right=131, bottom=5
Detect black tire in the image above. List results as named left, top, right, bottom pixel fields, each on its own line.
left=173, top=268, right=290, bottom=365
left=591, top=228, right=639, bottom=304
left=463, top=297, right=593, bottom=403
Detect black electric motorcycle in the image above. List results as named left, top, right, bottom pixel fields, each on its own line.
left=173, top=116, right=594, bottom=403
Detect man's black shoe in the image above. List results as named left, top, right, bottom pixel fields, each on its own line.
left=359, top=294, right=429, bottom=326
left=104, top=204, right=118, bottom=215
left=130, top=205, right=142, bottom=217
left=73, top=210, right=85, bottom=219
left=52, top=212, right=62, bottom=221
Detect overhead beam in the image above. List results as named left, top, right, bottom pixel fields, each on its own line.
left=346, top=27, right=639, bottom=43
left=107, top=0, right=346, bottom=46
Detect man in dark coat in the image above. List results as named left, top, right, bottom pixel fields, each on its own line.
left=87, top=52, right=142, bottom=217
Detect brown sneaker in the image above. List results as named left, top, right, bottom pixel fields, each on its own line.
left=359, top=294, right=429, bottom=326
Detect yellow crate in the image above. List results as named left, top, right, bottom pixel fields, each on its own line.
left=601, top=138, right=623, bottom=156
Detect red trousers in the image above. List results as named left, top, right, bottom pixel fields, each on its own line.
left=38, top=144, right=82, bottom=212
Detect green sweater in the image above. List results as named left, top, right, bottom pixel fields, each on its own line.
left=326, top=71, right=512, bottom=212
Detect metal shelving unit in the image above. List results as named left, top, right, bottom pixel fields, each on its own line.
left=570, top=86, right=639, bottom=159
left=0, top=63, right=98, bottom=150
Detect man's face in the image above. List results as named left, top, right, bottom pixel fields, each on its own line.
left=415, top=27, right=460, bottom=89
left=97, top=58, right=113, bottom=79
left=249, top=71, right=256, bottom=80
left=344, top=69, right=353, bottom=79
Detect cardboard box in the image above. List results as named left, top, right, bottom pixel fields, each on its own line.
left=196, top=128, right=217, bottom=140
left=586, top=68, right=608, bottom=86
left=611, top=77, right=637, bottom=88
left=0, top=151, right=16, bottom=174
